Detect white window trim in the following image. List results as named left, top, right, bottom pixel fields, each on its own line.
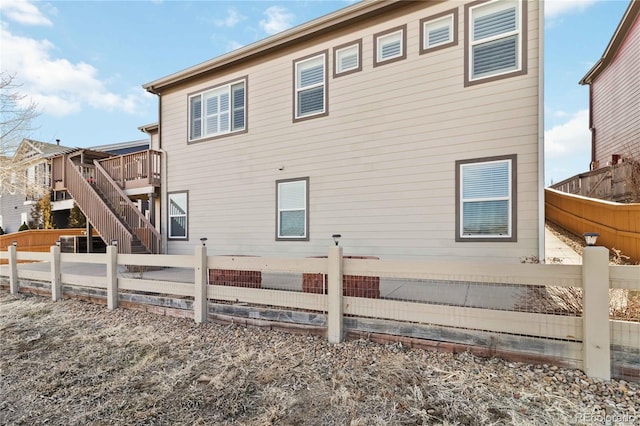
left=168, top=191, right=188, bottom=240
left=294, top=52, right=327, bottom=120
left=422, top=14, right=454, bottom=50
left=276, top=178, right=309, bottom=240
left=376, top=28, right=405, bottom=64
left=467, top=0, right=523, bottom=83
left=334, top=43, right=360, bottom=76
left=188, top=78, right=246, bottom=142
left=457, top=156, right=516, bottom=241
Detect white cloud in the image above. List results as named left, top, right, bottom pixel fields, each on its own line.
left=545, top=109, right=593, bottom=184
left=215, top=8, right=245, bottom=28
left=260, top=6, right=294, bottom=35
left=0, top=26, right=146, bottom=117
left=545, top=0, right=599, bottom=19
left=545, top=109, right=590, bottom=158
left=0, top=0, right=53, bottom=26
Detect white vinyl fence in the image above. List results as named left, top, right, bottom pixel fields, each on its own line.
left=1, top=244, right=638, bottom=382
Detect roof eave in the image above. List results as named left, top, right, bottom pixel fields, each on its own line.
left=579, top=1, right=640, bottom=85
left=143, top=0, right=401, bottom=93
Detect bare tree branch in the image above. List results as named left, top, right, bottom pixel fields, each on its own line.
left=0, top=72, right=43, bottom=196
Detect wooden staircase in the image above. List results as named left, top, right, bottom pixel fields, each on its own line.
left=62, top=155, right=161, bottom=254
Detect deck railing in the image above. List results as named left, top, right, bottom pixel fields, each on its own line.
left=93, top=159, right=161, bottom=254
left=99, top=150, right=161, bottom=189
left=64, top=157, right=135, bottom=254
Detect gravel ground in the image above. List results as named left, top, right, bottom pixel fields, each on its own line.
left=1, top=291, right=638, bottom=425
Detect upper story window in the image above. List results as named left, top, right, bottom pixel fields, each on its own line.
left=465, top=0, right=526, bottom=86
left=189, top=78, right=246, bottom=142
left=276, top=177, right=309, bottom=240
left=294, top=51, right=328, bottom=121
left=420, top=9, right=458, bottom=54
left=333, top=40, right=362, bottom=78
left=374, top=25, right=407, bottom=67
left=456, top=155, right=517, bottom=242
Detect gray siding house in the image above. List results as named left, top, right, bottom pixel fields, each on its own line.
left=144, top=0, right=544, bottom=263
left=0, top=139, right=74, bottom=233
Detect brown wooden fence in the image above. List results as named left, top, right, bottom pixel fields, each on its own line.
left=545, top=188, right=640, bottom=262
left=0, top=229, right=90, bottom=255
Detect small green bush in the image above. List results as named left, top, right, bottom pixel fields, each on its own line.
left=18, top=222, right=29, bottom=232
left=0, top=226, right=4, bottom=235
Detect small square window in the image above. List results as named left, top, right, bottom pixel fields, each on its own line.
left=333, top=40, right=362, bottom=78
left=374, top=25, right=407, bottom=67
left=420, top=9, right=458, bottom=54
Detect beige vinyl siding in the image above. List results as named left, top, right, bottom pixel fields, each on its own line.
left=591, top=15, right=640, bottom=166
left=160, top=0, right=540, bottom=262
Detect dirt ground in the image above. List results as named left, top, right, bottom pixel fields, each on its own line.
left=1, top=291, right=637, bottom=425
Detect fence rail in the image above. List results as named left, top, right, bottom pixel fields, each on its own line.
left=1, top=245, right=638, bottom=382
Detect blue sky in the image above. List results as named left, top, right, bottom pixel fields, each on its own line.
left=0, top=0, right=632, bottom=185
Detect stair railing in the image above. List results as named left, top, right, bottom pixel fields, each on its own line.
left=64, top=157, right=134, bottom=253
left=93, top=159, right=162, bottom=254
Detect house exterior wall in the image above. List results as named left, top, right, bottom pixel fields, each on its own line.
left=158, top=0, right=541, bottom=262
left=0, top=192, right=30, bottom=234
left=591, top=13, right=640, bottom=167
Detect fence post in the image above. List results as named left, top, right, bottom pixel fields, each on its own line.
left=327, top=245, right=344, bottom=343
left=106, top=245, right=118, bottom=310
left=582, top=245, right=611, bottom=380
left=8, top=245, right=18, bottom=294
left=51, top=245, right=61, bottom=301
left=194, top=245, right=208, bottom=323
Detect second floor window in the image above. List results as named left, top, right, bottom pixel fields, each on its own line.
left=466, top=0, right=525, bottom=85
left=374, top=25, right=407, bottom=66
left=189, top=79, right=246, bottom=141
left=294, top=52, right=327, bottom=120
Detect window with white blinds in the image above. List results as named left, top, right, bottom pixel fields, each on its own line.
left=334, top=41, right=361, bottom=77
left=468, top=0, right=522, bottom=82
left=374, top=25, right=406, bottom=66
left=422, top=13, right=455, bottom=51
left=277, top=178, right=308, bottom=240
left=189, top=79, right=246, bottom=141
left=457, top=156, right=515, bottom=240
left=168, top=192, right=188, bottom=239
left=295, top=53, right=326, bottom=119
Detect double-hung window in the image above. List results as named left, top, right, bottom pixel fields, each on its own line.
left=465, top=0, right=526, bottom=86
left=333, top=40, right=362, bottom=77
left=374, top=25, right=407, bottom=67
left=276, top=178, right=309, bottom=240
left=294, top=52, right=327, bottom=121
left=420, top=9, right=458, bottom=54
left=456, top=155, right=516, bottom=241
left=189, top=78, right=246, bottom=141
left=168, top=191, right=188, bottom=240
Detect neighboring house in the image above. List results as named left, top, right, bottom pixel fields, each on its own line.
left=551, top=1, right=639, bottom=202
left=143, top=0, right=544, bottom=262
left=580, top=0, right=640, bottom=170
left=0, top=139, right=74, bottom=233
